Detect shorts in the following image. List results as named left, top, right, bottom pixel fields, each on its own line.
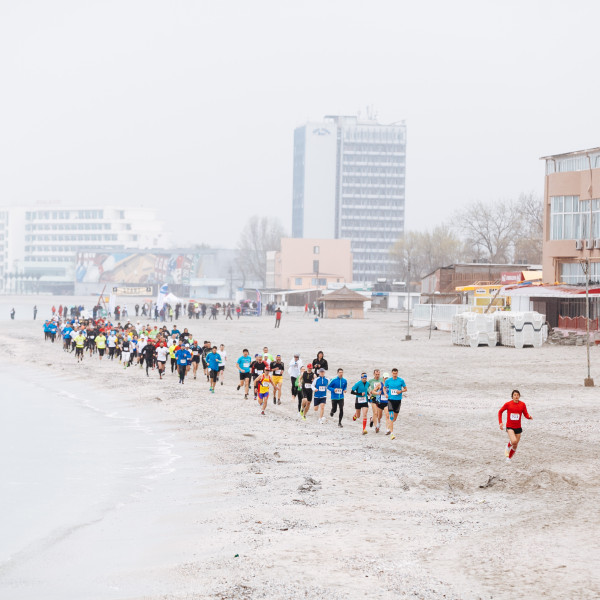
left=201, top=358, right=207, bottom=368
left=506, top=427, right=523, bottom=434
left=303, top=389, right=313, bottom=402
left=98, top=348, right=105, bottom=356
left=258, top=391, right=269, bottom=400
left=376, top=402, right=388, bottom=411
left=355, top=401, right=368, bottom=410
left=388, top=400, right=401, bottom=414
left=219, top=365, right=225, bottom=371
left=239, top=372, right=251, bottom=380
left=314, top=397, right=326, bottom=406
left=157, top=360, right=166, bottom=365
left=192, top=356, right=200, bottom=363
left=209, top=369, right=219, bottom=381
left=271, top=375, right=282, bottom=385
left=75, top=347, right=84, bottom=355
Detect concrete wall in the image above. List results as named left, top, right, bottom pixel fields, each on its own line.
left=274, top=238, right=352, bottom=289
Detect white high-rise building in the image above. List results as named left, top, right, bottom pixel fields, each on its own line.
left=0, top=205, right=169, bottom=293
left=292, top=115, right=406, bottom=281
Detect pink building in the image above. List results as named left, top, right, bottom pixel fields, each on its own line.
left=266, top=238, right=352, bottom=290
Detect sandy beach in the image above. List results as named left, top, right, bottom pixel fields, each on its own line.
left=1, top=308, right=599, bottom=599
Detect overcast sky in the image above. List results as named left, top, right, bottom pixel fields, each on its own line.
left=1, top=0, right=599, bottom=247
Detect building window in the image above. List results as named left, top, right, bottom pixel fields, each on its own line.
left=295, top=278, right=302, bottom=285
left=551, top=196, right=600, bottom=240
left=561, top=261, right=600, bottom=284
left=313, top=259, right=319, bottom=273
left=313, top=245, right=320, bottom=254
left=311, top=278, right=327, bottom=286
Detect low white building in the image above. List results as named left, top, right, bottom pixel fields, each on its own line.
left=1, top=205, right=170, bottom=293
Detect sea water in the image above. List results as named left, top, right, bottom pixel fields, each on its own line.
left=0, top=364, right=212, bottom=599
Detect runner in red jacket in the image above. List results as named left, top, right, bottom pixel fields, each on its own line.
left=498, top=390, right=532, bottom=462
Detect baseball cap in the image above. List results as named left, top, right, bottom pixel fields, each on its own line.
left=294, top=352, right=299, bottom=357
left=319, top=368, right=325, bottom=373
left=307, top=363, right=312, bottom=368
left=276, top=354, right=281, bottom=358
left=383, top=372, right=389, bottom=378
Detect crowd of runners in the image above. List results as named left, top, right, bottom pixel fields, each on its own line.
left=41, top=314, right=531, bottom=457
left=41, top=316, right=408, bottom=440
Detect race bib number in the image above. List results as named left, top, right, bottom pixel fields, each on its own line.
left=334, top=388, right=342, bottom=394
left=510, top=413, right=520, bottom=420
left=319, top=386, right=326, bottom=392
left=275, top=370, right=282, bottom=375
left=390, top=389, right=400, bottom=395
left=304, top=383, right=312, bottom=389
left=243, top=361, right=250, bottom=368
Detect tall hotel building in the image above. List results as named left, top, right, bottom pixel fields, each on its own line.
left=292, top=115, right=406, bottom=281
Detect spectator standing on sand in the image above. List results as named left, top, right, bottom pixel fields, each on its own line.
left=275, top=307, right=282, bottom=328
left=33, top=305, right=38, bottom=320
left=10, top=308, right=15, bottom=320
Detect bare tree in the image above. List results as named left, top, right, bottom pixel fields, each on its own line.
left=453, top=200, right=522, bottom=263
left=513, top=192, right=543, bottom=264
left=390, top=225, right=466, bottom=282
left=237, top=216, right=286, bottom=286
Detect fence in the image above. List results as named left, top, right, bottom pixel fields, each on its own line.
left=412, top=304, right=471, bottom=331
left=557, top=316, right=599, bottom=331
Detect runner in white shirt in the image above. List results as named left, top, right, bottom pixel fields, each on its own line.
left=156, top=342, right=169, bottom=379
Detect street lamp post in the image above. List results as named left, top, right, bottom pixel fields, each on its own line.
left=584, top=154, right=595, bottom=387
left=405, top=260, right=411, bottom=341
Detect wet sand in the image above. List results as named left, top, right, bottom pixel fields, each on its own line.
left=1, top=310, right=599, bottom=599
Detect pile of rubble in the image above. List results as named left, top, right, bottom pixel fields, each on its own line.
left=546, top=329, right=600, bottom=346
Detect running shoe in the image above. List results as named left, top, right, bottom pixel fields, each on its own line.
left=221, top=381, right=223, bottom=386
left=385, top=430, right=391, bottom=436
left=362, top=429, right=368, bottom=435
left=330, top=410, right=334, bottom=417
left=244, top=394, right=248, bottom=399
left=277, top=400, right=281, bottom=405
left=505, top=457, right=511, bottom=463
left=261, top=410, right=265, bottom=415
left=352, top=415, right=357, bottom=421
left=505, top=445, right=510, bottom=458
left=237, top=385, right=241, bottom=391
left=369, top=418, right=373, bottom=428
left=302, top=414, right=306, bottom=421
left=338, top=423, right=343, bottom=428
left=375, top=426, right=380, bottom=433
left=390, top=433, right=396, bottom=440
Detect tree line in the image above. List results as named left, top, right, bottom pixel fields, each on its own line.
left=236, top=193, right=543, bottom=286
left=390, top=192, right=543, bottom=283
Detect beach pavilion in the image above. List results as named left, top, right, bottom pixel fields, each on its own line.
left=319, top=286, right=369, bottom=319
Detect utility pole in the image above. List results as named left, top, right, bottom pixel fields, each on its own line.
left=584, top=154, right=594, bottom=387
left=405, top=260, right=411, bottom=341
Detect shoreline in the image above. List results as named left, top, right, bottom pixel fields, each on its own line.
left=1, top=315, right=599, bottom=599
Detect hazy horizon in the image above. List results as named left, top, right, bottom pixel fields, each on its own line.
left=2, top=0, right=600, bottom=248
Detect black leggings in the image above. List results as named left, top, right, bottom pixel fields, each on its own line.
left=331, top=399, right=344, bottom=423
left=146, top=357, right=155, bottom=375
left=178, top=364, right=187, bottom=383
